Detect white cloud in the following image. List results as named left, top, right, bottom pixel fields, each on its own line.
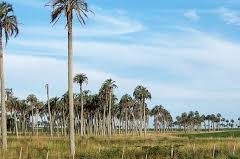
left=10, top=28, right=240, bottom=76
left=19, top=7, right=144, bottom=37
left=7, top=27, right=240, bottom=103
left=184, top=9, right=200, bottom=21
left=218, top=7, right=240, bottom=26
left=6, top=53, right=240, bottom=102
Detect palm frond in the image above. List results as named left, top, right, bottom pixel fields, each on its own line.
left=0, top=2, right=19, bottom=44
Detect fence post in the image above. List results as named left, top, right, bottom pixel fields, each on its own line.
left=233, top=145, right=236, bottom=156
left=193, top=143, right=196, bottom=152
left=171, top=144, right=174, bottom=159
left=121, top=147, right=125, bottom=159
left=19, top=147, right=22, bottom=159
left=46, top=151, right=49, bottom=159
left=27, top=145, right=29, bottom=158
left=145, top=152, right=148, bottom=159
left=212, top=144, right=216, bottom=158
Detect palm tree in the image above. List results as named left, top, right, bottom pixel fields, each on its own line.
left=61, top=92, right=69, bottom=136
left=99, top=85, right=108, bottom=136
left=74, top=73, right=88, bottom=136
left=238, top=117, right=240, bottom=128
left=26, top=94, right=37, bottom=135
left=45, top=84, right=53, bottom=137
left=201, top=115, right=207, bottom=131
left=49, top=0, right=91, bottom=155
left=0, top=2, right=19, bottom=149
left=133, top=85, right=151, bottom=136
left=35, top=101, right=44, bottom=136
left=105, top=79, right=117, bottom=136
left=230, top=119, right=235, bottom=129
left=119, top=94, right=132, bottom=134
left=18, top=100, right=28, bottom=135
left=221, top=118, right=225, bottom=129
left=226, top=119, right=229, bottom=128
left=216, top=113, right=221, bottom=131
left=48, top=97, right=60, bottom=135
left=10, top=97, right=19, bottom=138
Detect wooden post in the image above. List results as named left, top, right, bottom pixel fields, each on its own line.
left=19, top=147, right=22, bottom=159
left=145, top=152, right=148, bottom=159
left=171, top=144, right=174, bottom=158
left=121, top=147, right=125, bottom=159
left=212, top=144, right=216, bottom=158
left=193, top=143, right=196, bottom=156
left=46, top=151, right=49, bottom=159
left=27, top=145, right=29, bottom=158
left=233, top=145, right=236, bottom=156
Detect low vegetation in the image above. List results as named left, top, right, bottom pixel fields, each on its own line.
left=1, top=131, right=240, bottom=159
left=179, top=130, right=240, bottom=138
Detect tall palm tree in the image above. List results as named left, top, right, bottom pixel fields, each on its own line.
left=26, top=94, right=37, bottom=135
left=102, top=79, right=117, bottom=136
left=18, top=100, right=28, bottom=136
left=49, top=0, right=91, bottom=156
left=10, top=97, right=19, bottom=138
left=216, top=113, right=221, bottom=131
left=45, top=84, right=53, bottom=137
left=133, top=85, right=151, bottom=136
left=74, top=73, right=88, bottom=136
left=238, top=117, right=240, bottom=128
left=0, top=2, right=19, bottom=149
left=35, top=101, right=44, bottom=136
left=48, top=97, right=60, bottom=135
left=61, top=92, right=69, bottom=136
left=99, top=84, right=108, bottom=136
left=119, top=94, right=132, bottom=134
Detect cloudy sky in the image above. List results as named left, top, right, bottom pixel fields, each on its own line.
left=4, top=0, right=240, bottom=120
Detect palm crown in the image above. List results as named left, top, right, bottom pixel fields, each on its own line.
left=133, top=85, right=151, bottom=101
left=74, top=73, right=88, bottom=85
left=49, top=0, right=91, bottom=26
left=0, top=2, right=18, bottom=44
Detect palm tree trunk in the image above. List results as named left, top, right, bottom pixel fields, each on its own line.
left=80, top=84, right=84, bottom=136
left=143, top=98, right=146, bottom=136
left=23, top=113, right=26, bottom=136
left=10, top=110, right=13, bottom=134
left=67, top=11, right=75, bottom=157
left=103, top=101, right=106, bottom=136
left=36, top=109, right=39, bottom=137
left=46, top=84, right=53, bottom=137
left=57, top=119, right=59, bottom=137
left=0, top=31, right=7, bottom=149
left=31, top=106, right=34, bottom=135
left=60, top=115, right=62, bottom=135
left=108, top=90, right=112, bottom=136
left=14, top=111, right=18, bottom=138
left=0, top=119, right=2, bottom=138
left=125, top=109, right=127, bottom=134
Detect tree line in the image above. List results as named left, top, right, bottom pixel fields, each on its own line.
left=3, top=75, right=239, bottom=139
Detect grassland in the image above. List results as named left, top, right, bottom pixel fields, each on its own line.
left=1, top=130, right=240, bottom=159
left=179, top=130, right=240, bottom=139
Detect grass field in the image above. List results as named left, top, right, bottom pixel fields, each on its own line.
left=1, top=131, right=240, bottom=159
left=179, top=130, right=240, bottom=139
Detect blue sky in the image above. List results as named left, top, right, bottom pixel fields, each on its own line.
left=4, top=0, right=240, bottom=120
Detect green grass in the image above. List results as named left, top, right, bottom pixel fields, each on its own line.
left=179, top=130, right=240, bottom=138
left=1, top=131, right=240, bottom=159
